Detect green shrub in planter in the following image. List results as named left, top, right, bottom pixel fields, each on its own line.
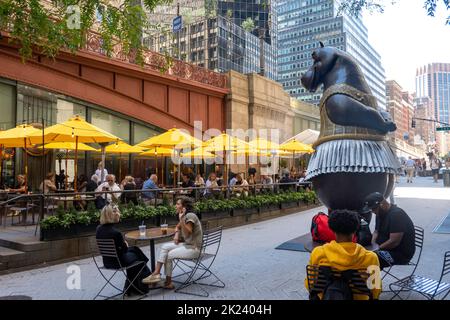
left=40, top=216, right=61, bottom=230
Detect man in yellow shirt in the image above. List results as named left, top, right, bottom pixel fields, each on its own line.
left=305, top=209, right=381, bottom=300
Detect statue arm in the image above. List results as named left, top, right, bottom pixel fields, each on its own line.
left=326, top=94, right=396, bottom=134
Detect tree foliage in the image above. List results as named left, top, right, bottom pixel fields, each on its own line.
left=339, top=0, right=450, bottom=25
left=0, top=0, right=174, bottom=64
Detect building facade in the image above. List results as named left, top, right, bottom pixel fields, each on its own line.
left=146, top=0, right=278, bottom=80
left=414, top=96, right=436, bottom=149
left=416, top=63, right=450, bottom=155
left=416, top=63, right=450, bottom=126
left=386, top=80, right=415, bottom=144
left=0, top=29, right=228, bottom=189
left=277, top=0, right=386, bottom=109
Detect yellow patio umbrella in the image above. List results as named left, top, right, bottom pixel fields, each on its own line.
left=279, top=139, right=314, bottom=153
left=28, top=115, right=121, bottom=191
left=137, top=128, right=203, bottom=186
left=97, top=141, right=145, bottom=182
left=38, top=142, right=96, bottom=190
left=204, top=134, right=251, bottom=185
left=249, top=138, right=280, bottom=150
left=0, top=124, right=43, bottom=188
left=137, top=128, right=203, bottom=149
left=279, top=139, right=314, bottom=172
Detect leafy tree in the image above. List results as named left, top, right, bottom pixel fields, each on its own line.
left=241, top=17, right=255, bottom=32
left=0, top=0, right=174, bottom=64
left=339, top=0, right=450, bottom=25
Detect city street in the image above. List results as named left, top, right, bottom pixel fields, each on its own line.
left=0, top=176, right=448, bottom=300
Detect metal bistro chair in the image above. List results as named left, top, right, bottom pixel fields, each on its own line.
left=389, top=251, right=450, bottom=300
left=306, top=265, right=375, bottom=300
left=171, top=226, right=225, bottom=297
left=382, top=226, right=425, bottom=284
left=92, top=239, right=148, bottom=300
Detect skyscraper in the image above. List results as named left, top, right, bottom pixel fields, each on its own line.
left=277, top=0, right=386, bottom=109
left=416, top=63, right=450, bottom=126
left=146, top=0, right=278, bottom=80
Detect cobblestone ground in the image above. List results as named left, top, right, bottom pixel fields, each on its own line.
left=0, top=176, right=449, bottom=300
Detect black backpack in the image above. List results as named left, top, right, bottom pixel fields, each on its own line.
left=321, top=267, right=354, bottom=300
left=356, top=219, right=373, bottom=247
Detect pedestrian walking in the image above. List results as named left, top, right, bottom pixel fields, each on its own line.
left=405, top=157, right=415, bottom=183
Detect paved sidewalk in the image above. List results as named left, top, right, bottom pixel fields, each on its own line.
left=0, top=176, right=449, bottom=300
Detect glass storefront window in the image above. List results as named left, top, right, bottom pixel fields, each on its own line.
left=56, top=99, right=87, bottom=124
left=0, top=81, right=16, bottom=187
left=90, top=109, right=130, bottom=142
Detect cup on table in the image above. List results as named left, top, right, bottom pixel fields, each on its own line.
left=139, top=225, right=146, bottom=237
left=160, top=223, right=168, bottom=235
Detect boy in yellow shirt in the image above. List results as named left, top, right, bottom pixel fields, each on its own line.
left=305, top=209, right=381, bottom=300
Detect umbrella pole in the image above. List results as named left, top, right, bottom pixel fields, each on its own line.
left=162, top=156, right=165, bottom=186
left=24, top=138, right=28, bottom=191
left=154, top=153, right=158, bottom=178
left=119, top=153, right=122, bottom=182
left=65, top=150, right=69, bottom=190
left=74, top=136, right=78, bottom=192
left=101, top=144, right=106, bottom=184
left=0, top=145, right=3, bottom=187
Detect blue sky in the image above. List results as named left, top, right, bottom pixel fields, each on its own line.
left=363, top=0, right=450, bottom=93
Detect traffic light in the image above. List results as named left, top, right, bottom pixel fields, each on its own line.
left=411, top=119, right=416, bottom=128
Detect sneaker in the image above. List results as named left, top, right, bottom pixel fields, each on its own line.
left=142, top=274, right=161, bottom=284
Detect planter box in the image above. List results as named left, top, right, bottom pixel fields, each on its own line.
left=280, top=201, right=298, bottom=209
left=259, top=204, right=280, bottom=213
left=199, top=210, right=230, bottom=221
left=41, top=228, right=77, bottom=241
left=75, top=223, right=98, bottom=237
left=232, top=207, right=258, bottom=217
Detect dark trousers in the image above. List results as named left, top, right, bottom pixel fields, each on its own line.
left=122, top=246, right=151, bottom=295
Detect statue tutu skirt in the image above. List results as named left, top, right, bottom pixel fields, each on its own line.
left=306, top=139, right=399, bottom=211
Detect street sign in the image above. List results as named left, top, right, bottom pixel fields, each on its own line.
left=173, top=15, right=182, bottom=33
left=436, top=127, right=450, bottom=132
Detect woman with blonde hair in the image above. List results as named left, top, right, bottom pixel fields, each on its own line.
left=96, top=205, right=151, bottom=296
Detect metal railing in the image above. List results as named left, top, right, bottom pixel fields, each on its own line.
left=0, top=181, right=313, bottom=236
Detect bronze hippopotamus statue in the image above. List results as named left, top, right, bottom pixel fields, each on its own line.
left=301, top=44, right=400, bottom=220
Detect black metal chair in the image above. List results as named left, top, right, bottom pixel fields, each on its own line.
left=306, top=265, right=375, bottom=300
left=171, top=226, right=225, bottom=297
left=389, top=251, right=450, bottom=300
left=382, top=226, right=424, bottom=284
left=92, top=238, right=148, bottom=300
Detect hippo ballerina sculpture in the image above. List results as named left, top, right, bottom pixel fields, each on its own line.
left=301, top=43, right=400, bottom=219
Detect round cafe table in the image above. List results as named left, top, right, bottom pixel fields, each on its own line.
left=125, top=227, right=176, bottom=272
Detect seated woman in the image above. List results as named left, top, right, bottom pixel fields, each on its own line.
left=5, top=174, right=28, bottom=194
left=39, top=173, right=58, bottom=194
left=305, top=209, right=381, bottom=300
left=120, top=176, right=138, bottom=205
left=96, top=205, right=151, bottom=295
left=142, top=196, right=203, bottom=289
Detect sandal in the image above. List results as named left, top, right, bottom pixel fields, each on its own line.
left=163, top=282, right=175, bottom=290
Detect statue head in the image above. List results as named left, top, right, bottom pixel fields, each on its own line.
left=301, top=42, right=340, bottom=92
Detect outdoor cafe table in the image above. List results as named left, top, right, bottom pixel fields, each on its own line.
left=303, top=234, right=380, bottom=253
left=125, top=227, right=176, bottom=271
